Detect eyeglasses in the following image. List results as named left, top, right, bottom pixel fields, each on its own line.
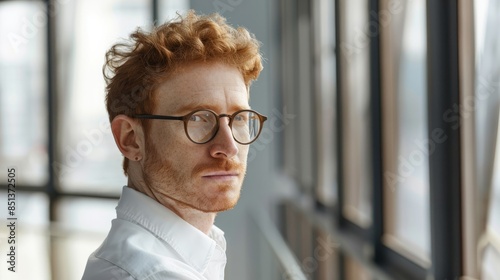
left=133, top=109, right=267, bottom=145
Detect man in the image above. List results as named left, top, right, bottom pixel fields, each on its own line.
left=82, top=11, right=265, bottom=280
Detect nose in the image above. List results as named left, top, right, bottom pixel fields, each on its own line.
left=209, top=117, right=239, bottom=158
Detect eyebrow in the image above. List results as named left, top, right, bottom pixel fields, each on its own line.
left=173, top=102, right=251, bottom=115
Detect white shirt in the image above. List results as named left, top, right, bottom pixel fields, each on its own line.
left=82, top=186, right=227, bottom=280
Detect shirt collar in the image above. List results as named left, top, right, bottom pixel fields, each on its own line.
left=115, top=186, right=226, bottom=273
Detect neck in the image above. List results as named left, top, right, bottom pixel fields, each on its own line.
left=173, top=207, right=217, bottom=234
left=127, top=175, right=216, bottom=235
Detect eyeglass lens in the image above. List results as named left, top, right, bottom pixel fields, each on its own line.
left=186, top=110, right=261, bottom=144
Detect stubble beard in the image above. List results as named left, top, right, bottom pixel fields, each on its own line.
left=142, top=139, right=246, bottom=213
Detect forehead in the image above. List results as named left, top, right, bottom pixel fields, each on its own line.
left=155, top=62, right=249, bottom=113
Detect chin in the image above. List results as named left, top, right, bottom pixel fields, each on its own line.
left=202, top=188, right=241, bottom=212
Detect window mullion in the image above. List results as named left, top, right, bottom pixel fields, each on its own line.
left=426, top=0, right=462, bottom=278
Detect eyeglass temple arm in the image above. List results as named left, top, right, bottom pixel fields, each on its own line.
left=132, top=114, right=184, bottom=120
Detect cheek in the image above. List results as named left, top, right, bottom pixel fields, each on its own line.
left=153, top=126, right=204, bottom=164
left=149, top=122, right=168, bottom=145
left=149, top=122, right=187, bottom=148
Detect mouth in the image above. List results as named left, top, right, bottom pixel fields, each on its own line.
left=201, top=171, right=240, bottom=179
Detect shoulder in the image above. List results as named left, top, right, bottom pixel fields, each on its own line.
left=82, top=219, right=207, bottom=280
left=82, top=252, right=204, bottom=280
left=82, top=252, right=134, bottom=280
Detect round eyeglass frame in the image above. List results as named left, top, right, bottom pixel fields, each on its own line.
left=133, top=109, right=268, bottom=145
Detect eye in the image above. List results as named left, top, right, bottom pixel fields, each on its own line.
left=190, top=112, right=211, bottom=122
left=189, top=115, right=202, bottom=122
left=234, top=112, right=249, bottom=122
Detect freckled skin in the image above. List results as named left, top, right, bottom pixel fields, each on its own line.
left=140, top=62, right=250, bottom=215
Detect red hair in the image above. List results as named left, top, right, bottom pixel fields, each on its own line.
left=104, top=10, right=263, bottom=175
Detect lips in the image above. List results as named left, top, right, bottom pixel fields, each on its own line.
left=202, top=171, right=239, bottom=178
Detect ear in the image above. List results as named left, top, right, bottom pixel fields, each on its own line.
left=111, top=115, right=144, bottom=161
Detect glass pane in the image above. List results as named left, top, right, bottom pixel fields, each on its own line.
left=313, top=0, right=337, bottom=207
left=53, top=198, right=118, bottom=280
left=158, top=0, right=189, bottom=23
left=395, top=0, right=430, bottom=257
left=0, top=191, right=50, bottom=279
left=475, top=0, right=500, bottom=275
left=480, top=120, right=500, bottom=278
left=339, top=0, right=372, bottom=227
left=0, top=1, right=48, bottom=186
left=380, top=0, right=431, bottom=263
left=481, top=245, right=500, bottom=280
left=474, top=0, right=500, bottom=235
left=56, top=0, right=151, bottom=193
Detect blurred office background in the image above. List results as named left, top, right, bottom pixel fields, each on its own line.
left=0, top=0, right=499, bottom=279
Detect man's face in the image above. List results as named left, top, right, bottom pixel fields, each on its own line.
left=142, top=62, right=250, bottom=213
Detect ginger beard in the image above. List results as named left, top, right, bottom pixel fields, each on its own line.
left=141, top=135, right=247, bottom=213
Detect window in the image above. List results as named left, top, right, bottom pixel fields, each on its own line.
left=474, top=0, right=500, bottom=277
left=55, top=0, right=151, bottom=193
left=338, top=0, right=372, bottom=228
left=279, top=0, right=498, bottom=279
left=280, top=0, right=317, bottom=192
left=480, top=119, right=500, bottom=279
left=0, top=1, right=190, bottom=279
left=380, top=0, right=431, bottom=265
left=0, top=1, right=48, bottom=186
left=312, top=0, right=337, bottom=207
